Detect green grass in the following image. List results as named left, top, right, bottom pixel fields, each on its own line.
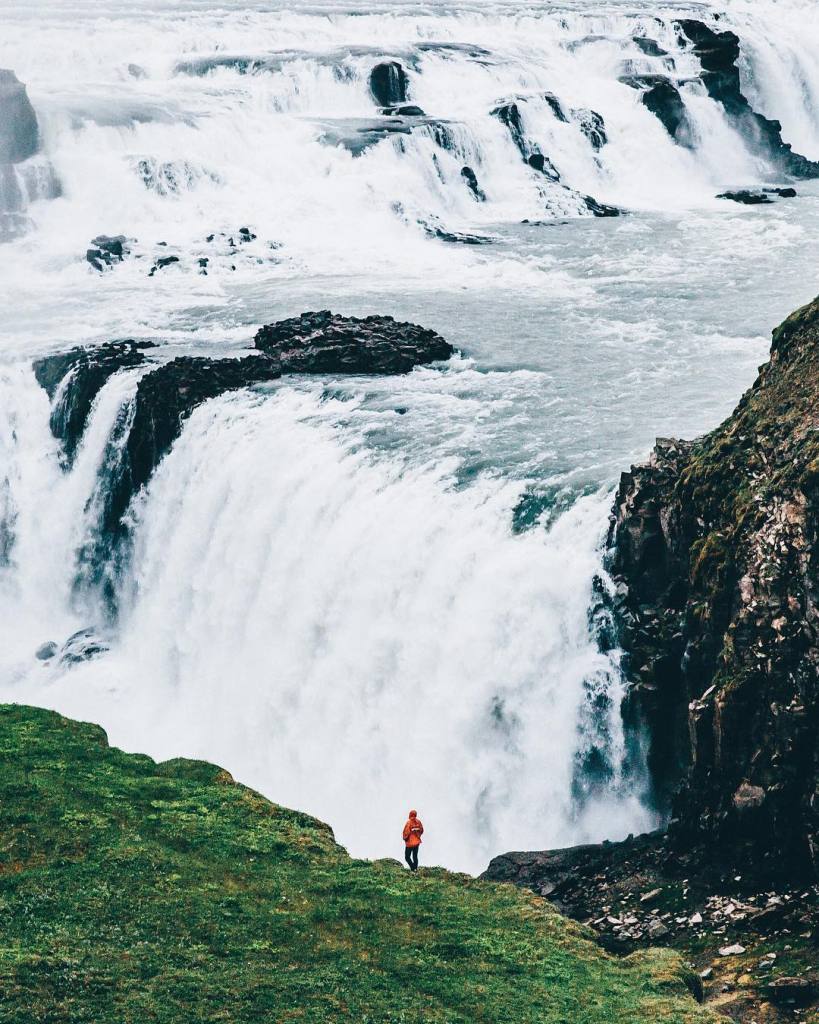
left=0, top=704, right=722, bottom=1023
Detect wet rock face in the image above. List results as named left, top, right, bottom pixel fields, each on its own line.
left=254, top=310, right=454, bottom=374
left=33, top=340, right=155, bottom=466
left=642, top=79, right=693, bottom=146
left=676, top=19, right=819, bottom=179
left=369, top=61, right=408, bottom=107
left=608, top=296, right=819, bottom=881
left=0, top=69, right=39, bottom=164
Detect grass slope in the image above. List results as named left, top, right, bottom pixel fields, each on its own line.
left=0, top=705, right=721, bottom=1023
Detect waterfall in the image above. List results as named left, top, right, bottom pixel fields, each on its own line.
left=2, top=0, right=819, bottom=871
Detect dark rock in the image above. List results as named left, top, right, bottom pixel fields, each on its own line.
left=86, top=234, right=131, bottom=272
left=543, top=93, right=568, bottom=123
left=491, top=101, right=527, bottom=155
left=369, top=61, right=408, bottom=107
left=676, top=19, right=819, bottom=178
left=32, top=340, right=155, bottom=466
left=624, top=75, right=694, bottom=146
left=380, top=104, right=425, bottom=117
left=316, top=116, right=448, bottom=157
left=0, top=69, right=39, bottom=164
left=717, top=190, right=773, bottom=205
left=59, top=628, right=110, bottom=666
left=127, top=63, right=147, bottom=79
left=633, top=37, right=668, bottom=57
left=421, top=218, right=493, bottom=245
left=254, top=310, right=454, bottom=375
left=716, top=187, right=798, bottom=205
left=35, top=642, right=58, bottom=661
left=527, top=153, right=560, bottom=180
left=608, top=294, right=819, bottom=881
left=584, top=195, right=621, bottom=218
left=576, top=109, right=607, bottom=151
left=767, top=976, right=818, bottom=1007
left=461, top=165, right=486, bottom=201
left=148, top=255, right=180, bottom=276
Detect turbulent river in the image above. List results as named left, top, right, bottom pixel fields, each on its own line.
left=1, top=0, right=819, bottom=872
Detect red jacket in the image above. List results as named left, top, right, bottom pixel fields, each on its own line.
left=403, top=811, right=424, bottom=848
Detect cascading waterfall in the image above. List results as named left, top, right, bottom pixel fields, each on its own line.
left=2, top=0, right=819, bottom=872
left=0, top=378, right=653, bottom=872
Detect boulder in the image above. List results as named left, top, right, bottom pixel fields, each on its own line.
left=717, top=190, right=772, bottom=205
left=0, top=69, right=38, bottom=164
left=717, top=188, right=797, bottom=204
left=86, top=234, right=131, bottom=272
left=35, top=641, right=58, bottom=661
left=369, top=61, right=408, bottom=107
left=254, top=311, right=454, bottom=374
left=58, top=628, right=110, bottom=666
left=380, top=104, right=425, bottom=117
left=767, top=976, right=818, bottom=1007
left=148, top=254, right=180, bottom=276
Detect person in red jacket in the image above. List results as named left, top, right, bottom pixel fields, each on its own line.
left=402, top=809, right=424, bottom=871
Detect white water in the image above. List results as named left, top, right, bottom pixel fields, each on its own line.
left=1, top=0, right=819, bottom=872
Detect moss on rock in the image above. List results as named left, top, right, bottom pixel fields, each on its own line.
left=609, top=296, right=819, bottom=879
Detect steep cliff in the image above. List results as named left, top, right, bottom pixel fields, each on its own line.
left=609, top=296, right=819, bottom=879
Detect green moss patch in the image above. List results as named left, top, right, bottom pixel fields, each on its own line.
left=0, top=704, right=722, bottom=1023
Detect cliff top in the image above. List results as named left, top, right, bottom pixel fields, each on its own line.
left=0, top=703, right=719, bottom=1023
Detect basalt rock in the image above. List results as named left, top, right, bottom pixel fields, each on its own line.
left=34, top=314, right=454, bottom=567
left=623, top=75, right=694, bottom=147
left=254, top=310, right=454, bottom=374
left=86, top=234, right=132, bottom=272
left=461, top=165, right=486, bottom=201
left=676, top=19, right=819, bottom=179
left=32, top=340, right=156, bottom=466
left=369, top=61, right=408, bottom=107
left=0, top=69, right=39, bottom=164
left=608, top=295, right=819, bottom=881
left=717, top=188, right=797, bottom=205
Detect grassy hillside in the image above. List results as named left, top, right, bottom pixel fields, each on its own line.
left=0, top=704, right=721, bottom=1023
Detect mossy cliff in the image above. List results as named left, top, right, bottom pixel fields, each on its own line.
left=609, top=296, right=819, bottom=879
left=0, top=705, right=719, bottom=1023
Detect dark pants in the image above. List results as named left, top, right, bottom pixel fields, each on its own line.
left=404, top=845, right=419, bottom=871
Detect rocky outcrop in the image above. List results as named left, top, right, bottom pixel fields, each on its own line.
left=608, top=296, right=819, bottom=880
left=0, top=69, right=38, bottom=164
left=254, top=310, right=453, bottom=374
left=33, top=313, right=455, bottom=572
left=639, top=78, right=693, bottom=147
left=676, top=20, right=819, bottom=179
left=33, top=340, right=155, bottom=465
left=369, top=61, right=408, bottom=107
left=86, top=235, right=132, bottom=272
left=717, top=188, right=796, bottom=205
